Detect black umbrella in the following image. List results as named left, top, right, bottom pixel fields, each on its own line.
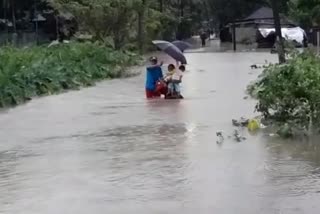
left=172, top=40, right=192, bottom=52
left=152, top=40, right=187, bottom=64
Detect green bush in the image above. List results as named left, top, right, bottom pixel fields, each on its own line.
left=248, top=51, right=320, bottom=135
left=0, top=42, right=141, bottom=107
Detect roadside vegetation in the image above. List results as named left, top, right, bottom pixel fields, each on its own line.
left=0, top=42, right=140, bottom=107
left=0, top=0, right=207, bottom=108
left=248, top=50, right=320, bottom=138
left=246, top=0, right=320, bottom=138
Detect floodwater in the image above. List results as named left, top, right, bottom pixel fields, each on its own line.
left=1, top=46, right=320, bottom=214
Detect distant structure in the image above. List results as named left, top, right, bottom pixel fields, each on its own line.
left=0, top=7, right=77, bottom=47
left=220, top=7, right=307, bottom=48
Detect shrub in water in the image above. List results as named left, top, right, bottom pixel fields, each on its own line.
left=248, top=51, right=320, bottom=135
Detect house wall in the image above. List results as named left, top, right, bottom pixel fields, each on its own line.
left=235, top=27, right=256, bottom=43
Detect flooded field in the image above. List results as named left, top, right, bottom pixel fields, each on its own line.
left=0, top=49, right=320, bottom=214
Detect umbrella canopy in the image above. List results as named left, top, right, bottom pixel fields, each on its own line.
left=172, top=40, right=192, bottom=52
left=152, top=40, right=187, bottom=64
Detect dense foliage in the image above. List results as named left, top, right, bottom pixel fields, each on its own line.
left=288, top=0, right=320, bottom=28
left=51, top=0, right=206, bottom=49
left=0, top=0, right=212, bottom=49
left=0, top=42, right=140, bottom=107
left=248, top=51, right=320, bottom=135
left=1, top=0, right=318, bottom=48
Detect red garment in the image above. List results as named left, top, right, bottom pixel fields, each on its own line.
left=145, top=89, right=160, bottom=99
left=146, top=81, right=167, bottom=99
left=155, top=80, right=167, bottom=95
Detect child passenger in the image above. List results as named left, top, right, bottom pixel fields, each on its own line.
left=165, top=64, right=185, bottom=97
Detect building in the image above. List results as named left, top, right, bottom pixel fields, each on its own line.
left=221, top=7, right=307, bottom=48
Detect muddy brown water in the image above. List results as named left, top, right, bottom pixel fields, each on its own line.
left=1, top=50, right=320, bottom=214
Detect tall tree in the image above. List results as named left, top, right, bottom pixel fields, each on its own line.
left=138, top=0, right=146, bottom=53
left=158, top=0, right=163, bottom=12
left=271, top=0, right=285, bottom=63
left=289, top=0, right=320, bottom=28
left=10, top=0, right=16, bottom=33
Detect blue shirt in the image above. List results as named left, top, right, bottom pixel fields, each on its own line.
left=145, top=66, right=163, bottom=91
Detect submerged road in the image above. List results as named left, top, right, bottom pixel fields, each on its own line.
left=1, top=49, right=320, bottom=214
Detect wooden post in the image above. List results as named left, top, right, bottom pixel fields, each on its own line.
left=232, top=22, right=236, bottom=51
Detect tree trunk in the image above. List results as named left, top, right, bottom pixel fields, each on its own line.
left=3, top=0, right=8, bottom=43
left=11, top=0, right=16, bottom=33
left=11, top=0, right=17, bottom=45
left=271, top=0, right=286, bottom=64
left=138, top=0, right=146, bottom=54
left=159, top=0, right=163, bottom=12
left=34, top=3, right=39, bottom=45
left=114, top=31, right=121, bottom=50
left=56, top=16, right=60, bottom=41
left=180, top=0, right=184, bottom=17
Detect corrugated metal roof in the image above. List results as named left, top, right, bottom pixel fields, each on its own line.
left=233, top=7, right=296, bottom=26
left=245, top=7, right=274, bottom=20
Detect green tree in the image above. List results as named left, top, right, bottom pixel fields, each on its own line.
left=0, top=0, right=207, bottom=49
left=289, top=0, right=320, bottom=28
left=50, top=0, right=139, bottom=49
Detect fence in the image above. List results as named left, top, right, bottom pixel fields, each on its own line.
left=0, top=30, right=52, bottom=47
